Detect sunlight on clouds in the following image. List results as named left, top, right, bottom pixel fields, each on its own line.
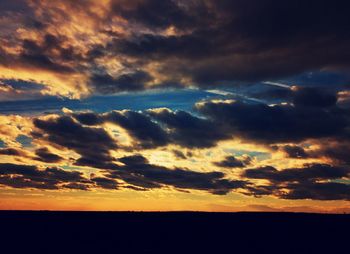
left=0, top=0, right=349, bottom=212
left=0, top=67, right=90, bottom=98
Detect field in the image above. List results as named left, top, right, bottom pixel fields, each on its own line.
left=1, top=211, right=349, bottom=253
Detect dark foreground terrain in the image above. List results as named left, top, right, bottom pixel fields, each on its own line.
left=0, top=211, right=349, bottom=253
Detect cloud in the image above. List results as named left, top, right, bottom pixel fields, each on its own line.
left=147, top=108, right=230, bottom=148
left=1, top=0, right=349, bottom=97
left=292, top=87, right=338, bottom=108
left=243, top=164, right=350, bottom=183
left=91, top=176, right=118, bottom=190
left=281, top=145, right=309, bottom=159
left=0, top=163, right=89, bottom=190
left=72, top=110, right=169, bottom=148
left=19, top=35, right=76, bottom=74
left=110, top=0, right=210, bottom=30
left=90, top=71, right=152, bottom=94
left=72, top=108, right=229, bottom=149
left=281, top=182, right=350, bottom=201
left=106, top=110, right=169, bottom=148
left=311, top=141, right=350, bottom=165
left=0, top=148, right=26, bottom=157
left=242, top=163, right=350, bottom=200
left=33, top=116, right=117, bottom=167
left=118, top=154, right=148, bottom=165
left=14, top=111, right=248, bottom=195
left=0, top=0, right=29, bottom=13
left=34, top=147, right=64, bottom=163
left=105, top=0, right=350, bottom=87
left=249, top=85, right=340, bottom=105
left=106, top=154, right=247, bottom=195
left=0, top=163, right=132, bottom=191
left=1, top=0, right=350, bottom=207
left=1, top=33, right=79, bottom=76
left=5, top=93, right=350, bottom=148
left=1, top=100, right=350, bottom=200
left=213, top=155, right=251, bottom=168
left=196, top=99, right=349, bottom=143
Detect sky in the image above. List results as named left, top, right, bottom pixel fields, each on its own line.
left=0, top=0, right=350, bottom=213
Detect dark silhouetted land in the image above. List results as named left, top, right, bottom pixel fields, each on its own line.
left=0, top=211, right=349, bottom=253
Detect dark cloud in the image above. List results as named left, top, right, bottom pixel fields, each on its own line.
left=110, top=32, right=213, bottom=60
left=0, top=148, right=25, bottom=156
left=72, top=110, right=169, bottom=149
left=110, top=0, right=211, bottom=30
left=249, top=85, right=340, bottom=107
left=68, top=97, right=350, bottom=154
left=0, top=163, right=130, bottom=191
left=118, top=154, right=149, bottom=165
left=244, top=185, right=277, bottom=197
left=0, top=163, right=89, bottom=190
left=105, top=0, right=350, bottom=86
left=1, top=0, right=350, bottom=94
left=242, top=163, right=350, bottom=200
left=281, top=145, right=309, bottom=159
left=91, top=177, right=118, bottom=190
left=0, top=0, right=29, bottom=13
left=243, top=164, right=349, bottom=183
left=0, top=27, right=86, bottom=82
left=213, top=156, right=251, bottom=168
left=26, top=19, right=47, bottom=30
left=292, top=87, right=338, bottom=108
left=34, top=147, right=64, bottom=163
left=90, top=71, right=152, bottom=94
left=281, top=182, right=350, bottom=201
left=196, top=100, right=349, bottom=143
left=107, top=155, right=247, bottom=194
left=312, top=141, right=350, bottom=165
left=72, top=108, right=230, bottom=149
left=33, top=116, right=117, bottom=167
left=147, top=109, right=230, bottom=148
left=19, top=35, right=76, bottom=74
left=106, top=110, right=169, bottom=148
left=71, top=112, right=104, bottom=126
left=61, top=182, right=90, bottom=190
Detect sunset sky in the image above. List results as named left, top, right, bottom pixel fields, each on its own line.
left=1, top=0, right=350, bottom=212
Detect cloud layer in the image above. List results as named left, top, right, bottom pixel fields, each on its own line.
left=1, top=90, right=350, bottom=200
left=1, top=0, right=350, bottom=98
left=1, top=1, right=350, bottom=210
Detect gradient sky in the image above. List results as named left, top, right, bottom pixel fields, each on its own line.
left=1, top=0, right=350, bottom=212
